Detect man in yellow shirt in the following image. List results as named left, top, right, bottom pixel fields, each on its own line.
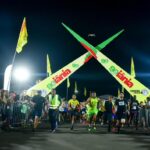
left=68, top=94, right=80, bottom=130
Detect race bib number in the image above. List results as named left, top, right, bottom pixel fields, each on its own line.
left=82, top=111, right=85, bottom=114
left=72, top=105, right=76, bottom=109
left=132, top=106, right=136, bottom=110
left=119, top=101, right=125, bottom=106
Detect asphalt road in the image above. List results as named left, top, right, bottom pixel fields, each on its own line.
left=0, top=124, right=150, bottom=150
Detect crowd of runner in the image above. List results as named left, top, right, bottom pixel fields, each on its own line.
left=0, top=89, right=150, bottom=133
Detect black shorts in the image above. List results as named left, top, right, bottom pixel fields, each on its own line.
left=105, top=112, right=113, bottom=121
left=116, top=112, right=126, bottom=120
left=70, top=110, right=78, bottom=117
left=97, top=111, right=103, bottom=118
left=130, top=111, right=138, bottom=120
left=33, top=109, right=42, bottom=117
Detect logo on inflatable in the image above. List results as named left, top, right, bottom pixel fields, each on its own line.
left=141, top=89, right=149, bottom=96
left=52, top=69, right=71, bottom=84
left=47, top=69, right=71, bottom=89
left=109, top=66, right=134, bottom=88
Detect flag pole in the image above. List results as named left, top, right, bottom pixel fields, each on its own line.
left=7, top=51, right=17, bottom=91
left=6, top=17, right=27, bottom=91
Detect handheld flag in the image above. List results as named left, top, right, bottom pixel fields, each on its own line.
left=131, top=57, right=136, bottom=77
left=16, top=17, right=28, bottom=53
left=67, top=78, right=70, bottom=88
left=47, top=54, right=52, bottom=76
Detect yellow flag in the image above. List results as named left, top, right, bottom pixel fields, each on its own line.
left=16, top=17, right=28, bottom=53
left=74, top=81, right=78, bottom=93
left=118, top=88, right=120, bottom=97
left=47, top=54, right=52, bottom=76
left=84, top=87, right=87, bottom=97
left=131, top=57, right=136, bottom=78
left=67, top=78, right=70, bottom=88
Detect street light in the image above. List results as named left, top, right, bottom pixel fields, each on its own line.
left=13, top=66, right=31, bottom=82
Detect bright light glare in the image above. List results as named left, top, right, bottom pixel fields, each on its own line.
left=13, top=67, right=30, bottom=82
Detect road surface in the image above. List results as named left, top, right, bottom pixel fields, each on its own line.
left=0, top=124, right=150, bottom=150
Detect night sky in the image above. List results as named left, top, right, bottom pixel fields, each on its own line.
left=0, top=0, right=150, bottom=99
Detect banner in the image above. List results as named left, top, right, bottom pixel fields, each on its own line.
left=63, top=23, right=150, bottom=102
left=67, top=78, right=70, bottom=88
left=16, top=17, right=28, bottom=53
left=47, top=54, right=52, bottom=76
left=131, top=57, right=136, bottom=77
left=26, top=29, right=123, bottom=97
left=3, top=65, right=12, bottom=91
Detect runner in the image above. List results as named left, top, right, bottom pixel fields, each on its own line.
left=68, top=94, right=80, bottom=130
left=115, top=92, right=127, bottom=133
left=80, top=102, right=86, bottom=124
left=86, top=91, right=100, bottom=132
left=145, top=97, right=150, bottom=128
left=139, top=101, right=146, bottom=129
left=129, top=95, right=139, bottom=130
left=97, top=98, right=105, bottom=126
left=104, top=96, right=115, bottom=132
left=58, top=98, right=66, bottom=124
left=32, top=91, right=45, bottom=131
